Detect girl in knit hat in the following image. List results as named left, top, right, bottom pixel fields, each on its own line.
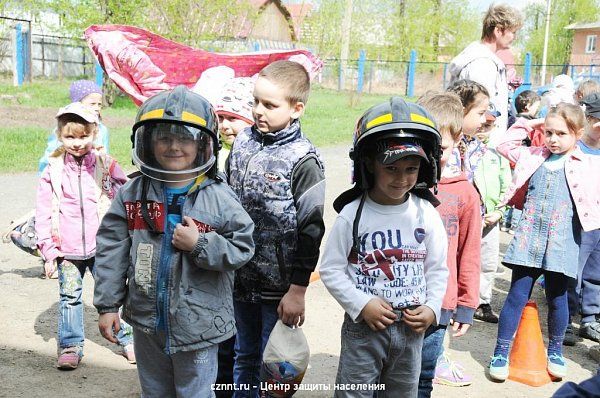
left=38, top=80, right=110, bottom=173
left=214, top=77, right=255, bottom=171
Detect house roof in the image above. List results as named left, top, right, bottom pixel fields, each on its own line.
left=565, top=22, right=600, bottom=30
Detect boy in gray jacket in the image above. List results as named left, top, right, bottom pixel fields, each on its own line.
left=94, top=86, right=255, bottom=398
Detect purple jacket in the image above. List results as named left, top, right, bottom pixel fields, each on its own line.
left=35, top=150, right=127, bottom=262
left=497, top=118, right=600, bottom=232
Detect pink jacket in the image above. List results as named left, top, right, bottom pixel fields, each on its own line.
left=35, top=150, right=127, bottom=262
left=497, top=118, right=600, bottom=232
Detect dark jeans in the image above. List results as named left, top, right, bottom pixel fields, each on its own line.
left=232, top=300, right=279, bottom=398
left=417, top=324, right=447, bottom=398
left=498, top=266, right=569, bottom=342
left=216, top=335, right=236, bottom=398
left=568, top=229, right=600, bottom=324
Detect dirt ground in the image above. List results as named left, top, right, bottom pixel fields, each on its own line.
left=1, top=145, right=598, bottom=398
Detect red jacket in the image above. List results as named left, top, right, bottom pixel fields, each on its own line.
left=434, top=173, right=482, bottom=325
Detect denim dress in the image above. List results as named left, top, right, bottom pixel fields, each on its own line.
left=503, top=156, right=581, bottom=278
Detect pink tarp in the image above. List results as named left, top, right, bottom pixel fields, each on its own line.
left=84, top=24, right=323, bottom=105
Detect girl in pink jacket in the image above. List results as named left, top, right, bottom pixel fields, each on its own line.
left=35, top=102, right=131, bottom=369
left=489, top=103, right=600, bottom=381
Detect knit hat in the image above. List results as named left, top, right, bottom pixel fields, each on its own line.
left=214, top=77, right=255, bottom=124
left=69, top=80, right=102, bottom=103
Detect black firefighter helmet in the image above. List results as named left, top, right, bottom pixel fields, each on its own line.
left=333, top=96, right=442, bottom=213
left=131, top=85, right=220, bottom=182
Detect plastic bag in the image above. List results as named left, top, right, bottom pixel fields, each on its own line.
left=260, top=320, right=310, bottom=398
left=2, top=210, right=40, bottom=257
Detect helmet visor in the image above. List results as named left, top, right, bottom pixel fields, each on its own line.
left=132, top=123, right=215, bottom=182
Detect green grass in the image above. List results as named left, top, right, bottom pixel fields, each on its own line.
left=0, top=81, right=395, bottom=173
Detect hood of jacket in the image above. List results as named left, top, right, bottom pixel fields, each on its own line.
left=449, top=41, right=505, bottom=79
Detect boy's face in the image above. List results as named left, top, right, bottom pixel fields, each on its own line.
left=586, top=115, right=600, bottom=138
left=463, top=95, right=490, bottom=136
left=218, top=115, right=251, bottom=146
left=80, top=93, right=103, bottom=117
left=252, top=76, right=304, bottom=134
left=60, top=124, right=96, bottom=158
left=439, top=129, right=459, bottom=170
left=152, top=125, right=199, bottom=172
left=527, top=100, right=541, bottom=117
left=367, top=156, right=421, bottom=205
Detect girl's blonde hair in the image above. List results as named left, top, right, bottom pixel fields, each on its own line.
left=546, top=102, right=585, bottom=135
left=57, top=114, right=98, bottom=139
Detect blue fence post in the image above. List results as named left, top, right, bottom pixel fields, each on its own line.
left=407, top=49, right=416, bottom=98
left=14, top=23, right=23, bottom=86
left=357, top=50, right=366, bottom=93
left=523, top=52, right=531, bottom=85
left=95, top=62, right=104, bottom=88
left=570, top=65, right=575, bottom=80
left=253, top=42, right=261, bottom=51
left=590, top=64, right=594, bottom=80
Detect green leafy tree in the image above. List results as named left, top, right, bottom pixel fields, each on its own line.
left=522, top=0, right=600, bottom=65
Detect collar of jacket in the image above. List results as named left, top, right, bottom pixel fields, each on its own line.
left=250, top=119, right=302, bottom=146
left=63, top=150, right=96, bottom=171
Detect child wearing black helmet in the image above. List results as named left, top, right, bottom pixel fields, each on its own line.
left=320, top=97, right=449, bottom=397
left=93, top=86, right=255, bottom=397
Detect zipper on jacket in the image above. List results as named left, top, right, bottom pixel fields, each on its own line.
left=77, top=160, right=86, bottom=256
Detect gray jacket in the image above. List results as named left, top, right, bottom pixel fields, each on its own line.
left=93, top=175, right=255, bottom=354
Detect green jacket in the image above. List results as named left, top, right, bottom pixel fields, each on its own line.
left=474, top=147, right=511, bottom=218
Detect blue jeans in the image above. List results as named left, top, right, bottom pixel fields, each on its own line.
left=58, top=259, right=132, bottom=350
left=232, top=300, right=279, bottom=398
left=417, top=325, right=447, bottom=398
left=335, top=313, right=424, bottom=398
left=568, top=229, right=600, bottom=323
left=133, top=328, right=218, bottom=398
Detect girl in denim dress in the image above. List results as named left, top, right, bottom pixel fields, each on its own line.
left=489, top=103, right=599, bottom=381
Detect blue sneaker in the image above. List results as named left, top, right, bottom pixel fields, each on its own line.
left=489, top=354, right=509, bottom=381
left=547, top=353, right=567, bottom=378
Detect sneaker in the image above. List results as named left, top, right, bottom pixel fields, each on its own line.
left=579, top=321, right=600, bottom=342
left=57, top=346, right=82, bottom=369
left=508, top=229, right=516, bottom=235
left=121, top=344, right=136, bottom=364
left=563, top=324, right=580, bottom=346
left=434, top=354, right=472, bottom=386
left=547, top=353, right=567, bottom=378
left=500, top=225, right=510, bottom=232
left=589, top=345, right=600, bottom=363
left=489, top=354, right=509, bottom=381
left=474, top=304, right=499, bottom=323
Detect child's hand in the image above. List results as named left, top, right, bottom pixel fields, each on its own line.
left=484, top=211, right=502, bottom=227
left=449, top=319, right=471, bottom=337
left=172, top=216, right=199, bottom=252
left=98, top=312, right=120, bottom=344
left=527, top=118, right=545, bottom=129
left=44, top=259, right=57, bottom=278
left=360, top=298, right=397, bottom=331
left=403, top=305, right=435, bottom=333
left=278, top=284, right=307, bottom=326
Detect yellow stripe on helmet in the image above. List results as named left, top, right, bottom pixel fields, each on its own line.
left=365, top=113, right=392, bottom=130
left=182, top=111, right=207, bottom=127
left=139, top=108, right=164, bottom=121
left=410, top=113, right=435, bottom=127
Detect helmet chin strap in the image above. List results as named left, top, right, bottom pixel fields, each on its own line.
left=352, top=191, right=367, bottom=255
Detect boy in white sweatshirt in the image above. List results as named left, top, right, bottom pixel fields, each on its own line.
left=320, top=97, right=448, bottom=398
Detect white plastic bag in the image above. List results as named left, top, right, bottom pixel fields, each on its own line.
left=260, top=320, right=310, bottom=398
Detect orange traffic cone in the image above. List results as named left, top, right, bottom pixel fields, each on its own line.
left=508, top=301, right=553, bottom=386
